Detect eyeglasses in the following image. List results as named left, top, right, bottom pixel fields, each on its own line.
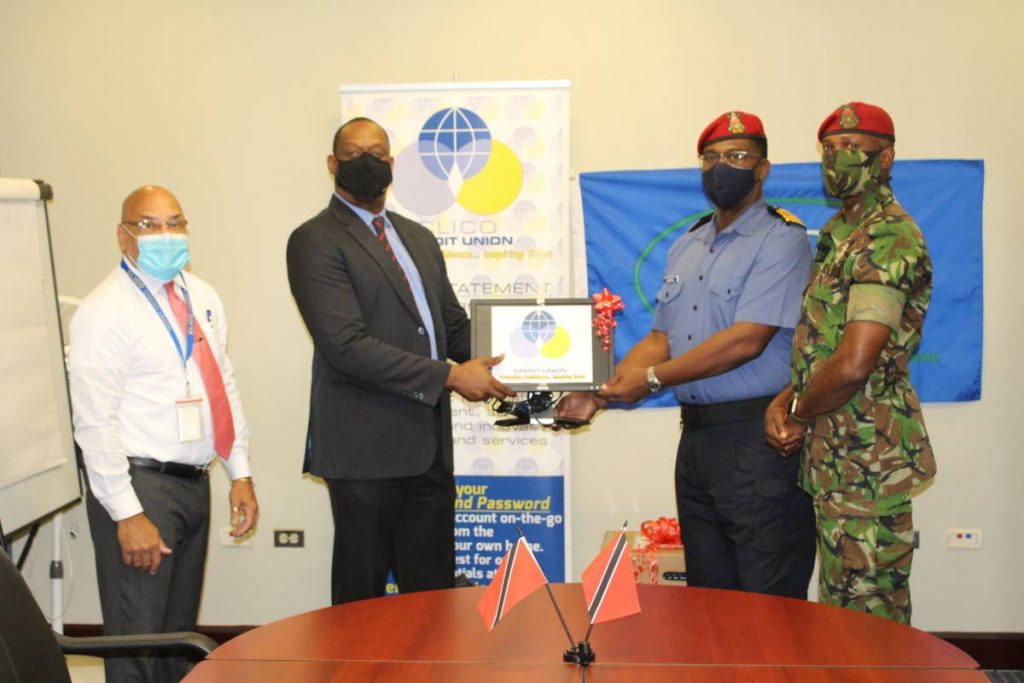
left=120, top=218, right=188, bottom=232
left=699, top=150, right=762, bottom=168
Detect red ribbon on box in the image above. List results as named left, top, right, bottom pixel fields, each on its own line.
left=592, top=288, right=625, bottom=351
left=641, top=517, right=682, bottom=548
left=631, top=517, right=683, bottom=585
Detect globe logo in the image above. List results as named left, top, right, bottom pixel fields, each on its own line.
left=419, top=108, right=491, bottom=181
left=392, top=107, right=524, bottom=216
left=522, top=310, right=557, bottom=344
left=509, top=309, right=571, bottom=359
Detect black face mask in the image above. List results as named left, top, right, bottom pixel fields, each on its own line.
left=334, top=154, right=393, bottom=201
left=701, top=163, right=758, bottom=210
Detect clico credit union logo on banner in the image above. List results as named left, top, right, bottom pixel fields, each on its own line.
left=392, top=108, right=524, bottom=216
left=511, top=310, right=571, bottom=359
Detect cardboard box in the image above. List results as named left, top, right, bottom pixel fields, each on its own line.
left=602, top=530, right=686, bottom=585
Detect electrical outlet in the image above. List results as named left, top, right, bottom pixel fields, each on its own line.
left=219, top=527, right=253, bottom=547
left=946, top=528, right=982, bottom=549
left=274, top=530, right=305, bottom=548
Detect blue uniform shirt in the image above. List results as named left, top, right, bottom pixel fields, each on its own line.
left=335, top=193, right=439, bottom=360
left=652, top=199, right=812, bottom=404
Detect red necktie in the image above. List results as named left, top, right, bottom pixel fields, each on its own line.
left=165, top=283, right=236, bottom=458
left=372, top=215, right=411, bottom=291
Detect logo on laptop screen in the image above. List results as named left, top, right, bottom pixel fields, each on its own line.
left=508, top=310, right=570, bottom=359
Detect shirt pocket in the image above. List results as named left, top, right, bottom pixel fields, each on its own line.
left=708, top=276, right=742, bottom=301
left=656, top=278, right=684, bottom=304
left=194, top=316, right=222, bottom=353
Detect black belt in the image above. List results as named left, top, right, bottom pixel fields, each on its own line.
left=127, top=456, right=209, bottom=480
left=680, top=395, right=774, bottom=429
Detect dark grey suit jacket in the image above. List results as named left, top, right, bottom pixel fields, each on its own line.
left=286, top=195, right=471, bottom=480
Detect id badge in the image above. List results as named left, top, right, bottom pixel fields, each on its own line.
left=176, top=396, right=205, bottom=443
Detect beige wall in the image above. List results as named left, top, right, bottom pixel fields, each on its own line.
left=2, top=0, right=1021, bottom=630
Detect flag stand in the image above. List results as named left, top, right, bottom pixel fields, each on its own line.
left=480, top=526, right=639, bottom=669
left=563, top=620, right=596, bottom=665
left=562, top=640, right=596, bottom=666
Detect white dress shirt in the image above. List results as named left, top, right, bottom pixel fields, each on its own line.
left=70, top=261, right=250, bottom=521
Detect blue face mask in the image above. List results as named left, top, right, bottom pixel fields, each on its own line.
left=701, top=163, right=758, bottom=210
left=135, top=233, right=191, bottom=282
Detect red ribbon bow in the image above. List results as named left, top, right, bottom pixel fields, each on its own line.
left=640, top=517, right=682, bottom=548
left=592, top=288, right=625, bottom=351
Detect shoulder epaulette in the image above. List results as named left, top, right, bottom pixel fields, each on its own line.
left=767, top=205, right=806, bottom=228
left=686, top=214, right=714, bottom=233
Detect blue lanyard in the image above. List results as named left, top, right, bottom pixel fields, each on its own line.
left=120, top=260, right=194, bottom=367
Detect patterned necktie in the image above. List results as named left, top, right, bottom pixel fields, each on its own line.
left=164, top=282, right=236, bottom=458
left=372, top=215, right=411, bottom=291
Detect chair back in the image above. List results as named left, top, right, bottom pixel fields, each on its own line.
left=0, top=548, right=72, bottom=683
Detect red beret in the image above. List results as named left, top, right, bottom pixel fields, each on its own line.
left=697, top=111, right=767, bottom=154
left=818, top=102, right=895, bottom=142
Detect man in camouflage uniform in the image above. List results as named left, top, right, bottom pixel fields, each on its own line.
left=765, top=102, right=936, bottom=624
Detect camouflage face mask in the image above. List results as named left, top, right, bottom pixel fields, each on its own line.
left=822, top=149, right=882, bottom=198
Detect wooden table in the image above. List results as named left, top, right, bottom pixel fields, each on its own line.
left=184, top=584, right=984, bottom=681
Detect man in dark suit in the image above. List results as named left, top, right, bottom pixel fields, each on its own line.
left=287, top=117, right=513, bottom=605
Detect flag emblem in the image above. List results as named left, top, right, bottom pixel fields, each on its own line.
left=581, top=528, right=640, bottom=624
left=477, top=537, right=548, bottom=631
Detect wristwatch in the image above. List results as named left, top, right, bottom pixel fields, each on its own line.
left=646, top=366, right=663, bottom=393
left=789, top=396, right=811, bottom=425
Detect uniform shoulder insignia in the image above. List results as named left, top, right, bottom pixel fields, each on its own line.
left=767, top=205, right=806, bottom=228
left=686, top=213, right=714, bottom=233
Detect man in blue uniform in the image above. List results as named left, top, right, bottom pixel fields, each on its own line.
left=559, top=112, right=816, bottom=597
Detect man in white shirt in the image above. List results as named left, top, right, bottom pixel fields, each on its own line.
left=70, top=185, right=257, bottom=683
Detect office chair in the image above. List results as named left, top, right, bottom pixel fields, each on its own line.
left=0, top=548, right=217, bottom=683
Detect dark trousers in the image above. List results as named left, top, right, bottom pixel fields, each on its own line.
left=86, top=466, right=210, bottom=683
left=325, top=423, right=455, bottom=605
left=675, top=416, right=815, bottom=599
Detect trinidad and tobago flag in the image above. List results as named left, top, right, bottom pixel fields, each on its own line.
left=581, top=525, right=640, bottom=624
left=477, top=536, right=548, bottom=631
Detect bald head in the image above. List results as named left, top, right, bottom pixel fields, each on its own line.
left=121, top=185, right=182, bottom=222
left=332, top=117, right=389, bottom=157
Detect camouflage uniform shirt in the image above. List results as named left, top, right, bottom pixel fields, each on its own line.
left=793, top=183, right=936, bottom=518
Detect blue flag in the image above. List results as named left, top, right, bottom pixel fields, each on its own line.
left=581, top=160, right=983, bottom=405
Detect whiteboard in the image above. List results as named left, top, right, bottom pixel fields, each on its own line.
left=0, top=178, right=80, bottom=535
